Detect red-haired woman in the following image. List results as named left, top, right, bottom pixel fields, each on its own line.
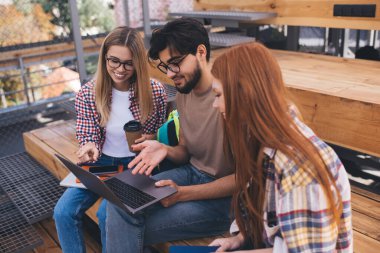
left=210, top=42, right=352, bottom=253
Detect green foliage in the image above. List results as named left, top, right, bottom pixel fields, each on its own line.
left=33, top=0, right=71, bottom=36
left=78, top=0, right=115, bottom=33
left=33, top=0, right=115, bottom=36
left=0, top=71, right=25, bottom=108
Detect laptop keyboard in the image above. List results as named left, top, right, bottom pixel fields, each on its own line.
left=105, top=177, right=156, bottom=209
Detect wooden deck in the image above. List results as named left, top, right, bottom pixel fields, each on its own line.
left=27, top=218, right=101, bottom=253
left=23, top=120, right=380, bottom=252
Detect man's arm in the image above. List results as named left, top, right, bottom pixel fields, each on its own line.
left=157, top=173, right=235, bottom=207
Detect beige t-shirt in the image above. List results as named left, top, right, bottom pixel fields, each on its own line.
left=176, top=86, right=233, bottom=178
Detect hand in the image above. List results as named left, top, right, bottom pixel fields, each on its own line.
left=155, top=180, right=181, bottom=207
left=135, top=134, right=155, bottom=144
left=76, top=142, right=99, bottom=163
left=128, top=140, right=167, bottom=175
left=209, top=234, right=245, bottom=252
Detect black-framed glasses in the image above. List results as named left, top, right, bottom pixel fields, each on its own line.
left=157, top=54, right=188, bottom=74
left=106, top=56, right=134, bottom=71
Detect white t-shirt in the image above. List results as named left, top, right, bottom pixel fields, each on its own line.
left=102, top=88, right=135, bottom=157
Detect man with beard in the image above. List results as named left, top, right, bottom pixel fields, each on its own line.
left=104, top=18, right=235, bottom=253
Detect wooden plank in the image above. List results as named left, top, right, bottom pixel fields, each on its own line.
left=354, top=230, right=380, bottom=253
left=1, top=37, right=103, bottom=60
left=38, top=218, right=100, bottom=253
left=85, top=200, right=101, bottom=225
left=290, top=88, right=380, bottom=158
left=352, top=210, right=380, bottom=241
left=0, top=36, right=104, bottom=65
left=194, top=0, right=380, bottom=30
left=33, top=222, right=61, bottom=253
left=23, top=132, right=70, bottom=180
left=351, top=191, right=380, bottom=221
left=351, top=185, right=380, bottom=203
left=30, top=127, right=78, bottom=162
left=48, top=121, right=77, bottom=144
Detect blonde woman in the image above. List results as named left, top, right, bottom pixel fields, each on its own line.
left=54, top=26, right=167, bottom=253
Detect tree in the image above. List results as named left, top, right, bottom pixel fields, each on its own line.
left=33, top=0, right=72, bottom=36
left=0, top=3, right=54, bottom=46
left=34, top=0, right=115, bottom=37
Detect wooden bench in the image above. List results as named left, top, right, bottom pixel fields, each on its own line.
left=23, top=119, right=380, bottom=252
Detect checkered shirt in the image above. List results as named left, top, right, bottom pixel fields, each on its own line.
left=260, top=116, right=353, bottom=252
left=75, top=79, right=167, bottom=152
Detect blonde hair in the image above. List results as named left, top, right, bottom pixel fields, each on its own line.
left=95, top=26, right=152, bottom=126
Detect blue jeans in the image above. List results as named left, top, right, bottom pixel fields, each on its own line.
left=105, top=164, right=233, bottom=253
left=53, top=154, right=134, bottom=253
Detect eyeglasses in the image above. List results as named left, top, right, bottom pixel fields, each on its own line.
left=106, top=56, right=134, bottom=71
left=157, top=54, right=188, bottom=74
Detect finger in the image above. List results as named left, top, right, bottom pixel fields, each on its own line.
left=92, top=148, right=99, bottom=161
left=128, top=154, right=143, bottom=169
left=134, top=136, right=145, bottom=144
left=77, top=148, right=86, bottom=158
left=160, top=196, right=173, bottom=207
left=209, top=240, right=221, bottom=247
left=140, top=163, right=150, bottom=174
left=78, top=153, right=90, bottom=163
left=155, top=180, right=174, bottom=187
left=77, top=145, right=92, bottom=158
left=131, top=142, right=146, bottom=152
left=216, top=244, right=229, bottom=252
left=131, top=160, right=147, bottom=175
left=145, top=165, right=156, bottom=176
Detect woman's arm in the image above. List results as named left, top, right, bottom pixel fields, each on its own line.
left=75, top=83, right=102, bottom=161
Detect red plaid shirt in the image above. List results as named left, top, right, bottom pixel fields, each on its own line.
left=75, top=79, right=167, bottom=152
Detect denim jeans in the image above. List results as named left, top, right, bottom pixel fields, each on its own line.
left=53, top=153, right=134, bottom=253
left=105, top=164, right=233, bottom=253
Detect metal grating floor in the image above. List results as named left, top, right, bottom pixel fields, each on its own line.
left=0, top=152, right=65, bottom=224
left=0, top=188, right=43, bottom=253
left=209, top=33, right=255, bottom=47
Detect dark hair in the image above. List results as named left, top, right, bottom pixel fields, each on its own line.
left=355, top=45, right=380, bottom=61
left=148, top=17, right=210, bottom=62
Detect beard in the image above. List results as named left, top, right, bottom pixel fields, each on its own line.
left=175, top=62, right=201, bottom=94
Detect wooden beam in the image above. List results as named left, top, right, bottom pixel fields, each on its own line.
left=290, top=88, right=380, bottom=158
left=0, top=37, right=104, bottom=70
left=194, top=0, right=380, bottom=30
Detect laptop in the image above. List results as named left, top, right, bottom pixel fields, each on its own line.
left=55, top=154, right=177, bottom=214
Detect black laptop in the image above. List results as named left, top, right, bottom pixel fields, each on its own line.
left=55, top=154, right=177, bottom=214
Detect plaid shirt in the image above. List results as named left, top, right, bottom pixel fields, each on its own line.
left=75, top=79, right=167, bottom=152
left=260, top=115, right=353, bottom=252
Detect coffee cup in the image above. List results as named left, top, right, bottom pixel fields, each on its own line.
left=123, top=120, right=142, bottom=151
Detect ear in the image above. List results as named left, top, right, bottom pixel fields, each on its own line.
left=196, top=44, right=207, bottom=61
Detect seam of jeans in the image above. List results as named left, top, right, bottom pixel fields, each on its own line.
left=73, top=191, right=97, bottom=219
